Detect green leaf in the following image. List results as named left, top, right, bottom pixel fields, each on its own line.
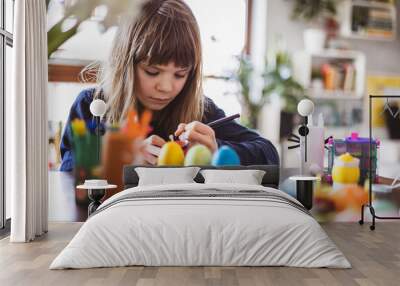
left=47, top=18, right=80, bottom=58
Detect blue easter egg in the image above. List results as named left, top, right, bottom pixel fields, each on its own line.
left=212, top=146, right=240, bottom=166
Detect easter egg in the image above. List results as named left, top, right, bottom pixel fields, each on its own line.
left=184, top=144, right=212, bottom=166
left=157, top=141, right=184, bottom=166
left=211, top=146, right=240, bottom=166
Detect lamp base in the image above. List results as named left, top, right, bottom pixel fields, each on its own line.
left=87, top=189, right=106, bottom=216
left=289, top=176, right=319, bottom=210
left=296, top=180, right=314, bottom=210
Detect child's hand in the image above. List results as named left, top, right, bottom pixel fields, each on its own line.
left=174, top=121, right=218, bottom=152
left=142, top=135, right=166, bottom=165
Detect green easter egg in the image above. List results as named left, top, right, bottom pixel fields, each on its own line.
left=184, top=144, right=212, bottom=166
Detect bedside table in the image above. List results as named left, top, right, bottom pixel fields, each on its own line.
left=77, top=180, right=117, bottom=216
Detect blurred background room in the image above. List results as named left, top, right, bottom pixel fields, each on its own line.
left=41, top=0, right=400, bottom=222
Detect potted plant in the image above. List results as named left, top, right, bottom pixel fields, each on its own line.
left=228, top=52, right=305, bottom=139
left=291, top=0, right=338, bottom=52
left=262, top=50, right=306, bottom=139
left=228, top=54, right=269, bottom=130
left=234, top=55, right=260, bottom=129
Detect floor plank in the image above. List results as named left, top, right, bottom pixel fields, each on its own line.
left=0, top=222, right=400, bottom=286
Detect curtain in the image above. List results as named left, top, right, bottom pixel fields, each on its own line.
left=9, top=0, right=48, bottom=242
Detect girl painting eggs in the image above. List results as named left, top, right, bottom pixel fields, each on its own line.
left=60, top=0, right=279, bottom=171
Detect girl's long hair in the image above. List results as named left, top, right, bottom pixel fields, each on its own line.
left=92, top=0, right=204, bottom=137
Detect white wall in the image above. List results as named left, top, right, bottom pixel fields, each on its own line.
left=48, top=82, right=96, bottom=125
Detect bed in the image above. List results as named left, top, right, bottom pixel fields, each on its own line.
left=50, top=165, right=351, bottom=269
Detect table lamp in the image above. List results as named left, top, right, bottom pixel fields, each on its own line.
left=89, top=99, right=106, bottom=162
left=297, top=99, right=314, bottom=170
left=289, top=99, right=319, bottom=210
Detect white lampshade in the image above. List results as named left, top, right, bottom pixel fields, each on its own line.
left=297, top=99, right=314, bottom=117
left=90, top=99, right=106, bottom=117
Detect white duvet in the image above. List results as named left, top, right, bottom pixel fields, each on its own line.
left=50, top=183, right=351, bottom=269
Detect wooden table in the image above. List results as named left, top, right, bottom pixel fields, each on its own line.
left=48, top=169, right=400, bottom=223
left=48, top=168, right=298, bottom=223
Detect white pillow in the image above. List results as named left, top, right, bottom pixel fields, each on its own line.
left=135, top=167, right=200, bottom=186
left=200, top=169, right=266, bottom=185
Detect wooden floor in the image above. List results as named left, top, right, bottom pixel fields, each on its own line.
left=0, top=222, right=399, bottom=286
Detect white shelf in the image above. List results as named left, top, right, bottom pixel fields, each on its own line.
left=352, top=0, right=396, bottom=9
left=307, top=89, right=363, bottom=100
left=343, top=33, right=396, bottom=41
left=338, top=0, right=397, bottom=41
left=310, top=49, right=364, bottom=60
left=292, top=49, right=366, bottom=98
left=292, top=49, right=366, bottom=129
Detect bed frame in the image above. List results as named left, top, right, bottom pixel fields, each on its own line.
left=123, top=165, right=280, bottom=189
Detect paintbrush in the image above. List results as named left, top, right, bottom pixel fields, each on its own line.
left=173, top=113, right=241, bottom=141
left=146, top=114, right=241, bottom=156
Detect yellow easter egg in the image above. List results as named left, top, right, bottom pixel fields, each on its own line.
left=157, top=141, right=185, bottom=166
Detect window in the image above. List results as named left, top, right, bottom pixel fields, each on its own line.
left=185, top=0, right=248, bottom=116
left=5, top=0, right=13, bottom=33
left=1, top=0, right=14, bottom=233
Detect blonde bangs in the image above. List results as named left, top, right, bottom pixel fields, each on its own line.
left=136, top=15, right=199, bottom=70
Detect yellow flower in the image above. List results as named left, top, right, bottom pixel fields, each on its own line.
left=71, top=119, right=87, bottom=136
